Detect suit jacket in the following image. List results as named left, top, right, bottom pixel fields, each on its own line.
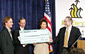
left=12, top=27, right=30, bottom=54
left=53, top=26, right=81, bottom=54
left=0, top=27, right=14, bottom=54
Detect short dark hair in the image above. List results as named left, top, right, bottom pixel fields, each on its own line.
left=3, top=16, right=12, bottom=26
left=18, top=18, right=26, bottom=22
left=38, top=18, right=48, bottom=28
left=66, top=16, right=73, bottom=23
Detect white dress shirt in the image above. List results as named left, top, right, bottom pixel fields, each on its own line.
left=64, top=25, right=72, bottom=47
left=20, top=27, right=26, bottom=47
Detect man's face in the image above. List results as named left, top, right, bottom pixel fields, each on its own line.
left=64, top=18, right=72, bottom=27
left=6, top=18, right=13, bottom=28
left=19, top=19, right=26, bottom=28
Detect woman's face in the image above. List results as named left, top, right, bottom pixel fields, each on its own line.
left=6, top=18, right=13, bottom=28
left=40, top=22, right=47, bottom=29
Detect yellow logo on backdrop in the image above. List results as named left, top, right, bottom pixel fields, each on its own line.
left=69, top=0, right=83, bottom=18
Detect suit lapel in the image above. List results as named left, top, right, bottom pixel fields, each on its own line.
left=18, top=27, right=26, bottom=36
left=4, top=27, right=12, bottom=41
left=68, top=26, right=74, bottom=46
left=19, top=27, right=21, bottom=30
left=63, top=27, right=66, bottom=44
left=63, top=27, right=66, bottom=39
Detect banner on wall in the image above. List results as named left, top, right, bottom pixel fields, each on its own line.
left=55, top=0, right=85, bottom=38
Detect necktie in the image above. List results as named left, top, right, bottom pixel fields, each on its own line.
left=9, top=31, right=13, bottom=40
left=64, top=29, right=68, bottom=47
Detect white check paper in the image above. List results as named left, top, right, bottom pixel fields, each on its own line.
left=19, top=29, right=49, bottom=44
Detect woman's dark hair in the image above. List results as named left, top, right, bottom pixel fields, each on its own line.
left=38, top=18, right=48, bottom=28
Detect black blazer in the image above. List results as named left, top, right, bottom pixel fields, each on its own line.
left=0, top=27, right=14, bottom=54
left=12, top=27, right=30, bottom=54
left=53, top=26, right=81, bottom=54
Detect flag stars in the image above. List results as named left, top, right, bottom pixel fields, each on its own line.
left=48, top=7, right=49, bottom=9
left=45, top=10, right=48, bottom=11
left=47, top=2, right=49, bottom=4
left=47, top=9, right=49, bottom=11
left=48, top=12, right=51, bottom=14
left=48, top=5, right=49, bottom=7
left=45, top=0, right=51, bottom=17
left=45, top=7, right=47, bottom=9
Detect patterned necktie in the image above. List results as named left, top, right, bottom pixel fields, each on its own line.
left=64, top=29, right=68, bottom=47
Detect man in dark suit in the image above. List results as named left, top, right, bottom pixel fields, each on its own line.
left=53, top=16, right=81, bottom=54
left=0, top=16, right=14, bottom=54
left=12, top=18, right=30, bottom=54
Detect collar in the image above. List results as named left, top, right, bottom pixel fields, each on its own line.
left=69, top=25, right=72, bottom=29
left=20, top=27, right=24, bottom=30
left=66, top=25, right=72, bottom=31
left=65, top=25, right=72, bottom=29
left=5, top=26, right=11, bottom=32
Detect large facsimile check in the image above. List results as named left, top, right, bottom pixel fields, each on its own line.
left=19, top=29, right=49, bottom=44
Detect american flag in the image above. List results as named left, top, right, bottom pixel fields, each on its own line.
left=44, top=0, right=53, bottom=53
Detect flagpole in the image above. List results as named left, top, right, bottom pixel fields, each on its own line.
left=45, top=0, right=46, bottom=4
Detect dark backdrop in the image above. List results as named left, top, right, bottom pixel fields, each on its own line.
left=0, top=0, right=58, bottom=54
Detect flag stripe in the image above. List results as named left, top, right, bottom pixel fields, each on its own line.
left=47, top=27, right=51, bottom=32
left=48, top=23, right=52, bottom=30
left=44, top=15, right=51, bottom=25
left=44, top=13, right=51, bottom=21
left=44, top=16, right=52, bottom=30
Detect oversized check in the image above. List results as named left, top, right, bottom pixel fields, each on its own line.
left=19, top=29, right=49, bottom=44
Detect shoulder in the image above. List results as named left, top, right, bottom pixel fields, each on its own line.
left=0, top=28, right=7, bottom=34
left=60, top=27, right=66, bottom=30
left=13, top=27, right=20, bottom=32
left=57, top=27, right=66, bottom=33
left=0, top=28, right=8, bottom=37
left=72, top=26, right=80, bottom=30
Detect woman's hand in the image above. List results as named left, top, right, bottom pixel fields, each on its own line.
left=49, top=36, right=53, bottom=43
left=33, top=42, right=36, bottom=45
left=33, top=42, right=37, bottom=46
